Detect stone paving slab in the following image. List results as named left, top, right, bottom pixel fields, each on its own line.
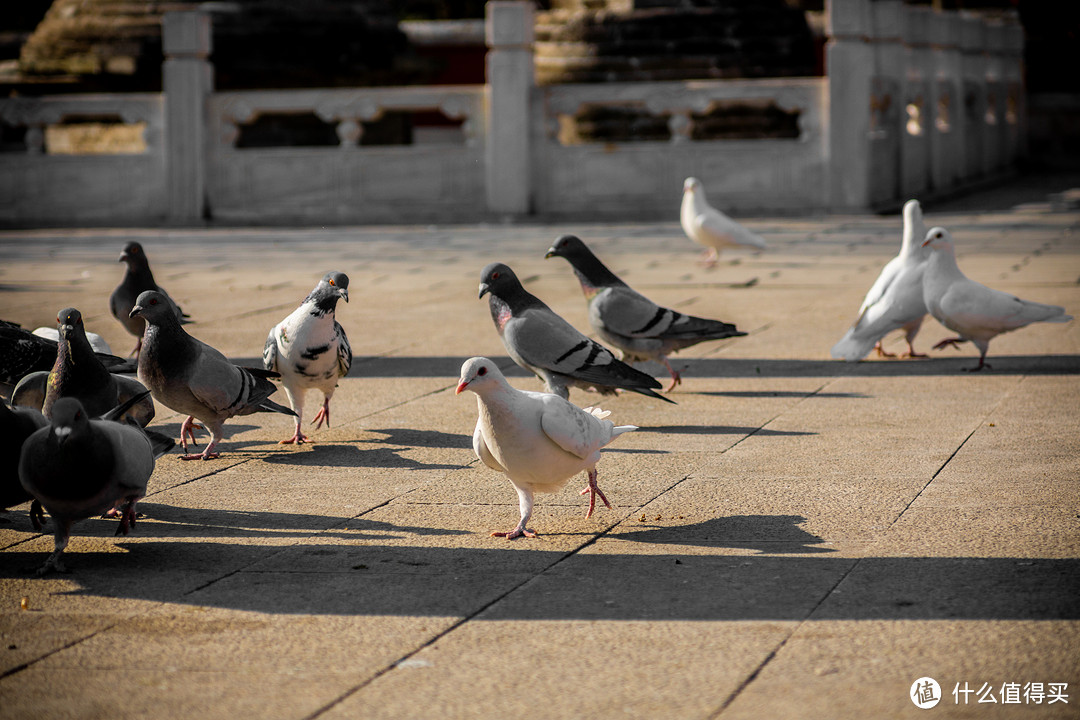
left=1, top=174, right=1079, bottom=719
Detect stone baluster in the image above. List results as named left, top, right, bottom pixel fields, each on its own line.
left=163, top=10, right=212, bottom=223
left=826, top=0, right=875, bottom=211
left=485, top=1, right=533, bottom=216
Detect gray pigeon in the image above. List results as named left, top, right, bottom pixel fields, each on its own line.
left=263, top=272, right=352, bottom=444
left=479, top=263, right=673, bottom=403
left=1, top=400, right=47, bottom=530
left=131, top=290, right=296, bottom=460
left=11, top=308, right=155, bottom=427
left=18, top=394, right=174, bottom=575
left=456, top=357, right=636, bottom=539
left=546, top=235, right=746, bottom=390
left=109, top=241, right=191, bottom=358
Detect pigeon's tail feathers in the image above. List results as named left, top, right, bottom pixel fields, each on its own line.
left=143, top=428, right=176, bottom=458
left=100, top=390, right=152, bottom=422
left=179, top=312, right=194, bottom=325
left=98, top=354, right=137, bottom=374
left=1046, top=313, right=1074, bottom=324
left=243, top=366, right=281, bottom=380
left=663, top=317, right=746, bottom=342
left=631, top=387, right=677, bottom=404
left=255, top=397, right=298, bottom=417
left=830, top=330, right=877, bottom=362
left=612, top=424, right=638, bottom=438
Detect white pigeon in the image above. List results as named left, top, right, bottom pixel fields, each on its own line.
left=832, top=199, right=930, bottom=361
left=263, top=272, right=352, bottom=444
left=32, top=326, right=112, bottom=354
left=456, top=357, right=637, bottom=539
left=921, top=227, right=1073, bottom=371
left=680, top=177, right=767, bottom=266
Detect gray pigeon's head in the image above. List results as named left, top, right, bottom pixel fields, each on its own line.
left=478, top=262, right=522, bottom=300
left=921, top=227, right=953, bottom=250
left=544, top=234, right=589, bottom=262
left=119, top=241, right=149, bottom=268
left=311, top=271, right=350, bottom=306
left=49, top=397, right=90, bottom=445
left=56, top=307, right=84, bottom=339
left=128, top=290, right=173, bottom=323
left=455, top=356, right=505, bottom=396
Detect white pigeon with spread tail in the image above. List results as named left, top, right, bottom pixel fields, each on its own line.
left=680, top=177, right=767, bottom=266
left=921, top=227, right=1072, bottom=371
left=832, top=199, right=930, bottom=361
left=456, top=357, right=636, bottom=539
left=263, top=272, right=352, bottom=444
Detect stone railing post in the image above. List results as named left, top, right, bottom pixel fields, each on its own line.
left=826, top=0, right=875, bottom=210
left=162, top=10, right=212, bottom=223
left=485, top=1, right=533, bottom=216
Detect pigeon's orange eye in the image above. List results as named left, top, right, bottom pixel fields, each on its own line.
left=329, top=279, right=335, bottom=286
left=492, top=272, right=500, bottom=280
left=478, top=366, right=487, bottom=376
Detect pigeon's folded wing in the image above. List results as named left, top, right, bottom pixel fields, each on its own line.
left=262, top=329, right=278, bottom=373
left=335, top=322, right=352, bottom=377
left=472, top=420, right=506, bottom=472
left=505, top=310, right=622, bottom=379
left=592, top=287, right=675, bottom=338
left=539, top=397, right=603, bottom=460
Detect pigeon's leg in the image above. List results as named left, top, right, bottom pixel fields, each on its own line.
left=128, top=336, right=142, bottom=359
left=115, top=498, right=138, bottom=536
left=578, top=467, right=612, bottom=519
left=179, top=416, right=202, bottom=451
left=963, top=341, right=992, bottom=372
left=29, top=500, right=45, bottom=531
left=102, top=502, right=123, bottom=519
left=698, top=248, right=719, bottom=268
left=660, top=357, right=682, bottom=392
left=180, top=426, right=222, bottom=460
left=279, top=409, right=309, bottom=445
left=311, top=396, right=331, bottom=430
left=932, top=337, right=967, bottom=351
left=873, top=342, right=897, bottom=358
left=902, top=339, right=929, bottom=359
left=491, top=486, right=537, bottom=539
left=37, top=522, right=71, bottom=576
left=901, top=319, right=927, bottom=358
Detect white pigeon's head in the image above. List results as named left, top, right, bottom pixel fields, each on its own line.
left=921, top=226, right=953, bottom=250
left=683, top=177, right=702, bottom=195
left=456, top=356, right=504, bottom=396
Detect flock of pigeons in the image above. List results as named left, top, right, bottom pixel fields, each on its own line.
left=1, top=178, right=1073, bottom=570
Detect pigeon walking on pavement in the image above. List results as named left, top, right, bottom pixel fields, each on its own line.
left=130, top=290, right=296, bottom=460
left=831, top=199, right=930, bottom=361
left=18, top=394, right=174, bottom=575
left=1, top=400, right=47, bottom=529
left=263, top=272, right=352, bottom=444
left=546, top=234, right=746, bottom=390
left=921, top=227, right=1073, bottom=371
left=479, top=262, right=672, bottom=403
left=11, top=308, right=155, bottom=427
left=456, top=357, right=637, bottom=539
left=680, top=177, right=767, bottom=267
left=110, top=241, right=192, bottom=358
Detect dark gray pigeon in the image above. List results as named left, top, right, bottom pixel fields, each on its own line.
left=0, top=319, right=135, bottom=389
left=478, top=262, right=673, bottom=403
left=18, top=394, right=174, bottom=575
left=263, top=271, right=352, bottom=444
left=546, top=235, right=746, bottom=390
left=11, top=308, right=155, bottom=426
left=1, top=400, right=47, bottom=529
left=109, top=241, right=191, bottom=358
left=131, top=290, right=296, bottom=460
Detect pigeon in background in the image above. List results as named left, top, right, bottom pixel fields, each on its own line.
left=832, top=199, right=930, bottom=361
left=546, top=234, right=746, bottom=390
left=921, top=227, right=1073, bottom=371
left=131, top=290, right=296, bottom=460
left=1, top=400, right=47, bottom=529
left=680, top=177, right=767, bottom=267
left=479, top=262, right=673, bottom=403
left=11, top=308, right=155, bottom=427
left=0, top=320, right=135, bottom=390
left=18, top=394, right=174, bottom=575
left=263, top=272, right=352, bottom=444
left=456, top=357, right=637, bottom=539
left=32, top=326, right=111, bottom=354
left=110, top=241, right=191, bottom=358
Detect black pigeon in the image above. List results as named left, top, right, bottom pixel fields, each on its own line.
left=1, top=400, right=47, bottom=529
left=0, top=320, right=135, bottom=389
left=109, top=241, right=192, bottom=358
left=478, top=262, right=673, bottom=403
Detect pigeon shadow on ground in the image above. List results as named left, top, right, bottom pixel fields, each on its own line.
left=608, top=515, right=834, bottom=554
left=638, top=425, right=815, bottom=437
left=2, top=541, right=1076, bottom=622
left=258, top=442, right=466, bottom=471
left=696, top=390, right=870, bottom=399
left=360, top=427, right=473, bottom=450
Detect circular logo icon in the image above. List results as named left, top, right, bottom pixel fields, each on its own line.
left=911, top=677, right=942, bottom=709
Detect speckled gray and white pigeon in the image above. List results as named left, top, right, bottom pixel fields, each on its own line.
left=11, top=308, right=155, bottom=427
left=456, top=357, right=636, bottom=539
left=131, top=290, right=296, bottom=460
left=921, top=227, right=1073, bottom=371
left=18, top=394, right=174, bottom=575
left=1, top=400, right=47, bottom=530
left=263, top=272, right=352, bottom=444
left=479, top=262, right=673, bottom=403
left=546, top=234, right=746, bottom=390
left=109, top=241, right=191, bottom=358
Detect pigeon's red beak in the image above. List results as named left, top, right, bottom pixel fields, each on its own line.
left=455, top=380, right=468, bottom=395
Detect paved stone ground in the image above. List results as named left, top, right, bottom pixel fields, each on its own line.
left=1, top=174, right=1078, bottom=719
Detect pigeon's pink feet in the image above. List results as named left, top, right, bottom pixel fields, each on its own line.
left=697, top=250, right=719, bottom=269
left=579, top=468, right=612, bottom=519
left=963, top=356, right=991, bottom=372
left=874, top=342, right=897, bottom=358
left=279, top=421, right=309, bottom=444
left=180, top=441, right=220, bottom=461
left=491, top=527, right=537, bottom=540
left=179, top=416, right=204, bottom=452
left=311, top=400, right=331, bottom=430
left=933, top=337, right=966, bottom=351
left=114, top=500, right=137, bottom=536
left=661, top=358, right=682, bottom=392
